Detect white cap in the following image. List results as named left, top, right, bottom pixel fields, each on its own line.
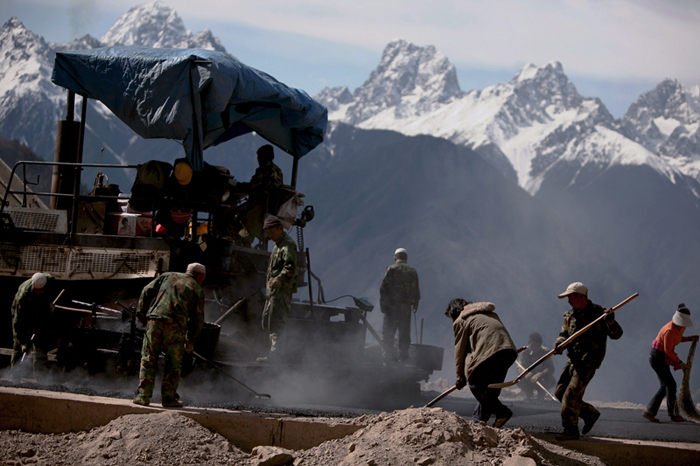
left=558, top=282, right=588, bottom=299
left=673, top=303, right=693, bottom=327
left=186, top=263, right=206, bottom=274
left=394, top=248, right=407, bottom=256
left=31, top=273, right=47, bottom=290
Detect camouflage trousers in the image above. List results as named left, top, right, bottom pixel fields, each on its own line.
left=10, top=336, right=52, bottom=380
left=555, top=361, right=600, bottom=431
left=261, top=288, right=291, bottom=356
left=136, top=319, right=185, bottom=401
left=381, top=304, right=412, bottom=362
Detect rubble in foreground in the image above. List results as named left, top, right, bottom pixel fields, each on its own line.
left=0, top=407, right=605, bottom=465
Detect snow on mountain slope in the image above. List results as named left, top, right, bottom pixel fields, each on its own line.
left=621, top=79, right=700, bottom=181
left=319, top=42, right=688, bottom=195
left=323, top=39, right=463, bottom=125
left=0, top=1, right=228, bottom=168
left=100, top=1, right=225, bottom=51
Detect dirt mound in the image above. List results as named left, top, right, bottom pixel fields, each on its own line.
left=0, top=411, right=248, bottom=465
left=0, top=408, right=605, bottom=465
left=294, top=407, right=604, bottom=466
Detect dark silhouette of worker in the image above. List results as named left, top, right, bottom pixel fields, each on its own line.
left=235, top=145, right=283, bottom=243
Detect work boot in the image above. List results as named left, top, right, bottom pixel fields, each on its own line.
left=132, top=396, right=150, bottom=406
left=162, top=398, right=184, bottom=408
left=493, top=408, right=513, bottom=429
left=555, top=428, right=580, bottom=441
left=581, top=409, right=601, bottom=435
left=642, top=411, right=660, bottom=423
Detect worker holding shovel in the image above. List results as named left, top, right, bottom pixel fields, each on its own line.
left=642, top=304, right=698, bottom=423
left=553, top=282, right=623, bottom=441
left=518, top=332, right=556, bottom=400
left=10, top=273, right=58, bottom=379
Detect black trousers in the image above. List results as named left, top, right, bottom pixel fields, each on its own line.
left=468, top=349, right=517, bottom=422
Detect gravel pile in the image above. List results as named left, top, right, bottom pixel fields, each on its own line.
left=1, top=407, right=605, bottom=465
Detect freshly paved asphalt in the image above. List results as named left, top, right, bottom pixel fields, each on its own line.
left=2, top=374, right=699, bottom=445
left=430, top=395, right=700, bottom=445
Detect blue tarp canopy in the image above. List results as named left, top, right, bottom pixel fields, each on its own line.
left=51, top=46, right=328, bottom=171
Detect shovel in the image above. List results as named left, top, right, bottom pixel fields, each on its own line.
left=677, top=337, right=700, bottom=423
left=489, top=292, right=638, bottom=389
left=21, top=289, right=66, bottom=364
left=514, top=359, right=558, bottom=401
left=193, top=351, right=271, bottom=399
left=425, top=385, right=458, bottom=407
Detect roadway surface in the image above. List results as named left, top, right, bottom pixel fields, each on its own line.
left=430, top=395, right=700, bottom=445
left=1, top=374, right=699, bottom=445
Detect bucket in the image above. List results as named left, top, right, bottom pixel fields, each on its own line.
left=194, top=322, right=221, bottom=360
left=408, top=344, right=444, bottom=372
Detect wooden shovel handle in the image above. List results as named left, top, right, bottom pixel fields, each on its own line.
left=425, top=385, right=458, bottom=407
left=489, top=292, right=638, bottom=389
left=557, top=292, right=638, bottom=350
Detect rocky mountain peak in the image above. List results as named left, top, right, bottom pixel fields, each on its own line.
left=1, top=17, right=50, bottom=56
left=625, top=79, right=700, bottom=124
left=0, top=17, right=53, bottom=98
left=99, top=1, right=224, bottom=51
left=100, top=1, right=186, bottom=47
left=338, top=39, right=462, bottom=124
left=508, top=61, right=583, bottom=116
left=315, top=86, right=353, bottom=112
left=621, top=78, right=700, bottom=161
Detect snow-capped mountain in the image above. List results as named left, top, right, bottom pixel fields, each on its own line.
left=100, top=1, right=224, bottom=51
left=0, top=1, right=229, bottom=187
left=621, top=79, right=700, bottom=182
left=318, top=42, right=699, bottom=197
left=0, top=17, right=64, bottom=161
left=318, top=39, right=463, bottom=125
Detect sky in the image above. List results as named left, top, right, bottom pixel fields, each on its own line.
left=2, top=0, right=700, bottom=117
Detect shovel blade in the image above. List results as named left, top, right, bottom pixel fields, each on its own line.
left=488, top=381, right=517, bottom=389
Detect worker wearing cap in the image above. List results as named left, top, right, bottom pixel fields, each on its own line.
left=553, top=282, right=623, bottom=441
left=642, top=304, right=698, bottom=423
left=10, top=272, right=56, bottom=375
left=258, top=215, right=297, bottom=363
left=133, top=263, right=205, bottom=407
left=518, top=332, right=556, bottom=400
left=379, top=248, right=420, bottom=364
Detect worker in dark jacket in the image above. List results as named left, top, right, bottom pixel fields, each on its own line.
left=380, top=248, right=420, bottom=364
left=518, top=332, right=556, bottom=400
left=446, top=298, right=517, bottom=428
left=133, top=263, right=205, bottom=408
left=553, top=282, right=623, bottom=440
left=10, top=273, right=57, bottom=377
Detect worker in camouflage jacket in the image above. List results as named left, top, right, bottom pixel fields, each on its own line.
left=553, top=282, right=623, bottom=441
left=236, top=145, right=284, bottom=243
left=133, top=263, right=205, bottom=408
left=518, top=331, right=556, bottom=400
left=380, top=248, right=420, bottom=364
left=10, top=273, right=57, bottom=376
left=258, top=215, right=297, bottom=363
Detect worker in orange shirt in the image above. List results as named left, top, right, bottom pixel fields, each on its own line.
left=642, top=303, right=698, bottom=423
